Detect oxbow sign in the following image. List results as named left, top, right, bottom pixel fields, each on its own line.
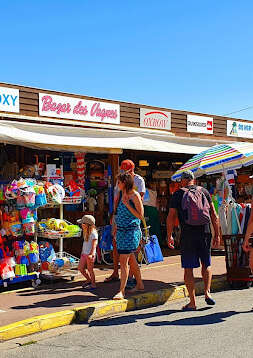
left=187, top=115, right=213, bottom=134
left=39, top=93, right=120, bottom=124
left=227, top=120, right=253, bottom=139
left=0, top=86, right=19, bottom=113
left=140, top=108, right=171, bottom=130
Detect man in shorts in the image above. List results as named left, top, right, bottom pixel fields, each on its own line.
left=167, top=170, right=220, bottom=310
left=104, top=159, right=145, bottom=284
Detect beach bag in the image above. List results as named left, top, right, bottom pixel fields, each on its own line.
left=35, top=192, right=47, bottom=208
left=144, top=235, right=164, bottom=264
left=181, top=186, right=210, bottom=226
left=99, top=225, right=113, bottom=251
left=39, top=241, right=56, bottom=263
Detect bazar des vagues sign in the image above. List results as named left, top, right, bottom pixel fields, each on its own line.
left=39, top=93, right=120, bottom=124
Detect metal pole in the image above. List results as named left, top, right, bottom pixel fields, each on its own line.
left=59, top=204, right=64, bottom=256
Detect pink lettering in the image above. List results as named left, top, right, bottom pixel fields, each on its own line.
left=90, top=102, right=117, bottom=121
left=41, top=95, right=71, bottom=115
left=41, top=96, right=53, bottom=111
left=90, top=102, right=99, bottom=117
left=73, top=101, right=88, bottom=116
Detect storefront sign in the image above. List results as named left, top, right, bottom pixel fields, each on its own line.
left=0, top=86, right=19, bottom=113
left=140, top=108, right=171, bottom=130
left=39, top=93, right=120, bottom=124
left=187, top=115, right=213, bottom=134
left=227, top=119, right=253, bottom=139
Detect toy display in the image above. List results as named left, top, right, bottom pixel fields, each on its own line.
left=0, top=151, right=111, bottom=287
left=0, top=234, right=39, bottom=281
left=37, top=218, right=81, bottom=239
left=39, top=241, right=56, bottom=271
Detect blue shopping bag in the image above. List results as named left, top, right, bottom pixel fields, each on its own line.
left=144, top=235, right=164, bottom=264
left=99, top=225, right=113, bottom=251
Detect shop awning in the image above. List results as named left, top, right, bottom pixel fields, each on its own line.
left=0, top=120, right=230, bottom=154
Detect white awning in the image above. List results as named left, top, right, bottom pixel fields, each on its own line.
left=0, top=120, right=230, bottom=154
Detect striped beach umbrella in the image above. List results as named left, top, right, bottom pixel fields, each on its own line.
left=171, top=142, right=253, bottom=181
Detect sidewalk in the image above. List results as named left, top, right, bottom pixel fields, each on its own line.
left=0, top=253, right=226, bottom=328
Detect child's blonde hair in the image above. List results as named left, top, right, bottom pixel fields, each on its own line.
left=83, top=224, right=96, bottom=241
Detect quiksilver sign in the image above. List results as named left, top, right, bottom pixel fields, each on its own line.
left=187, top=114, right=213, bottom=134
left=140, top=108, right=171, bottom=130
left=0, top=86, right=19, bottom=113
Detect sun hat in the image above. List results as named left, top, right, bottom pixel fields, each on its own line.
left=181, top=170, right=194, bottom=180
left=77, top=214, right=95, bottom=226
left=120, top=159, right=135, bottom=172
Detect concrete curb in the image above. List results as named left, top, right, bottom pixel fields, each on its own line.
left=0, top=276, right=227, bottom=342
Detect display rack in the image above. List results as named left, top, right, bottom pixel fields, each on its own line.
left=0, top=192, right=41, bottom=289
left=36, top=196, right=82, bottom=280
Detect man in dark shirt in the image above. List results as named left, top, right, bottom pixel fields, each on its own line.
left=167, top=170, right=220, bottom=311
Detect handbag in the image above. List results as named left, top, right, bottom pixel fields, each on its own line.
left=144, top=235, right=164, bottom=264
left=99, top=225, right=113, bottom=251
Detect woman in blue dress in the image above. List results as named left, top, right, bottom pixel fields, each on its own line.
left=113, top=172, right=144, bottom=300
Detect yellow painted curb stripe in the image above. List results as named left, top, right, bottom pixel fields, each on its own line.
left=0, top=310, right=75, bottom=341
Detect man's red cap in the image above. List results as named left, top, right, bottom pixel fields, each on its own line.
left=120, top=159, right=135, bottom=171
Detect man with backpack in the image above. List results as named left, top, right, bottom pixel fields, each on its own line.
left=167, top=170, right=220, bottom=311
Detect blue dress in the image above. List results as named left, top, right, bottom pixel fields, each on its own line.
left=115, top=197, right=141, bottom=253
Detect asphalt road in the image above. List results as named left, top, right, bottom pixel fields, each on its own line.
left=1, top=288, right=253, bottom=358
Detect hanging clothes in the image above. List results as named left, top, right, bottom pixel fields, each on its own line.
left=240, top=205, right=247, bottom=234
left=225, top=169, right=237, bottom=200
left=211, top=194, right=219, bottom=214
left=219, top=203, right=228, bottom=235
left=243, top=204, right=251, bottom=234
left=231, top=203, right=242, bottom=235
left=226, top=203, right=233, bottom=235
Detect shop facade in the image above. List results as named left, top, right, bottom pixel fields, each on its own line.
left=0, top=82, right=253, bottom=282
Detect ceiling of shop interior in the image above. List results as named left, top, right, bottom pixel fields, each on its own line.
left=122, top=150, right=192, bottom=165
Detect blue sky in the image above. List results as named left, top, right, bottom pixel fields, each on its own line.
left=1, top=1, right=253, bottom=119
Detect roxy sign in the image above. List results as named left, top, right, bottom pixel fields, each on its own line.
left=0, top=86, right=19, bottom=113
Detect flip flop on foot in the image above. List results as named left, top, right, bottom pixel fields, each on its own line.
left=128, top=286, right=145, bottom=294
left=182, top=303, right=197, bottom=311
left=113, top=292, right=125, bottom=300
left=205, top=296, right=216, bottom=305
left=104, top=276, right=120, bottom=283
left=82, top=281, right=91, bottom=288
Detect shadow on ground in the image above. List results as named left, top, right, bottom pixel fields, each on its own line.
left=90, top=308, right=249, bottom=327
left=10, top=279, right=174, bottom=310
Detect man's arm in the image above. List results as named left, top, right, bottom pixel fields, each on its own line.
left=209, top=202, right=221, bottom=247
left=166, top=208, right=178, bottom=246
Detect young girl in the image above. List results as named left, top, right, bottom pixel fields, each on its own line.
left=77, top=214, right=98, bottom=289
